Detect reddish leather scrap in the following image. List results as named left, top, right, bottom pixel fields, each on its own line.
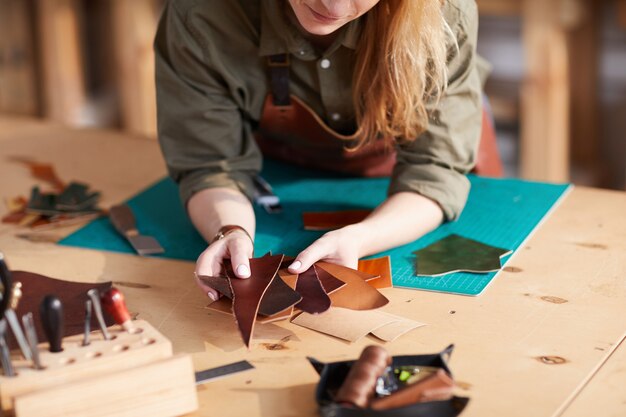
left=295, top=265, right=331, bottom=315
left=229, top=254, right=284, bottom=348
left=302, top=209, right=372, bottom=231
left=316, top=262, right=389, bottom=310
left=9, top=271, right=114, bottom=350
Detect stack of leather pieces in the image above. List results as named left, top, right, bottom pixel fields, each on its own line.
left=198, top=254, right=390, bottom=348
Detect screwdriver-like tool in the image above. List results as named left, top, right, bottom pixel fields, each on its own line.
left=82, top=299, right=92, bottom=346
left=87, top=289, right=111, bottom=340
left=22, top=313, right=43, bottom=369
left=0, top=319, right=15, bottom=377
left=40, top=295, right=64, bottom=353
left=100, top=287, right=135, bottom=333
left=5, top=282, right=32, bottom=361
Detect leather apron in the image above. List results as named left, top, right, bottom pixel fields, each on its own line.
left=254, top=54, right=396, bottom=177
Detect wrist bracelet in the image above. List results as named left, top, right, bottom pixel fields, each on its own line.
left=210, top=225, right=253, bottom=245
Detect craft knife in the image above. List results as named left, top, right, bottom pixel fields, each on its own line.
left=109, top=204, right=165, bottom=256
left=5, top=282, right=33, bottom=361
left=83, top=299, right=92, bottom=346
left=87, top=289, right=111, bottom=340
left=0, top=319, right=15, bottom=377
left=40, top=295, right=64, bottom=353
left=252, top=176, right=282, bottom=214
left=194, top=360, right=255, bottom=385
left=22, top=313, right=43, bottom=369
left=100, top=287, right=135, bottom=333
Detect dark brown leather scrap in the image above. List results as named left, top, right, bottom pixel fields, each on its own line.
left=317, top=262, right=389, bottom=310
left=258, top=273, right=302, bottom=316
left=295, top=265, right=331, bottom=314
left=229, top=254, right=284, bottom=348
left=10, top=271, right=114, bottom=350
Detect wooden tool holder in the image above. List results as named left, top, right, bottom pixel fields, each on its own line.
left=0, top=320, right=198, bottom=417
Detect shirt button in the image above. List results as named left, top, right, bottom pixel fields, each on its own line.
left=320, top=59, right=331, bottom=69
left=331, top=113, right=341, bottom=121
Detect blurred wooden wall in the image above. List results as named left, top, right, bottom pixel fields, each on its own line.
left=0, top=0, right=625, bottom=188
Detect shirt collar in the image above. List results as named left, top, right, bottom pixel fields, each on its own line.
left=259, top=0, right=361, bottom=59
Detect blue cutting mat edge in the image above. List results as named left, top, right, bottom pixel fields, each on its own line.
left=59, top=167, right=572, bottom=296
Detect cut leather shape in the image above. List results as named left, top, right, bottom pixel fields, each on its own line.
left=291, top=307, right=424, bottom=343
left=229, top=254, right=284, bottom=348
left=199, top=272, right=300, bottom=317
left=302, top=209, right=372, bottom=231
left=317, top=262, right=388, bottom=311
left=315, top=267, right=346, bottom=295
left=258, top=272, right=302, bottom=316
left=370, top=369, right=455, bottom=410
left=258, top=269, right=299, bottom=324
left=370, top=319, right=426, bottom=342
left=9, top=271, right=114, bottom=350
left=358, top=256, right=393, bottom=289
left=197, top=275, right=232, bottom=299
left=11, top=158, right=65, bottom=192
left=295, top=265, right=331, bottom=315
left=413, top=234, right=512, bottom=276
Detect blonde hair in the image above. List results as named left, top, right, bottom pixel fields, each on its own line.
left=352, top=0, right=451, bottom=148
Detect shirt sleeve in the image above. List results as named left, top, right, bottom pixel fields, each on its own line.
left=154, top=2, right=262, bottom=206
left=388, top=2, right=483, bottom=221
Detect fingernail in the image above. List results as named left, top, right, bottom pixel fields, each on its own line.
left=236, top=264, right=250, bottom=278
left=207, top=292, right=217, bottom=301
left=289, top=261, right=302, bottom=271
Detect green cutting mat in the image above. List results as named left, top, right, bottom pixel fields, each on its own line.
left=59, top=160, right=570, bottom=296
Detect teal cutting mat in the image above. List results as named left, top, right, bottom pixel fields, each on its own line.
left=59, top=160, right=570, bottom=296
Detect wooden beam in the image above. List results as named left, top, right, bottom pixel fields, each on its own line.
left=619, top=0, right=626, bottom=29
left=37, top=0, right=88, bottom=125
left=476, top=0, right=521, bottom=17
left=110, top=0, right=161, bottom=138
left=567, top=1, right=602, bottom=185
left=0, top=0, right=39, bottom=115
left=519, top=0, right=571, bottom=182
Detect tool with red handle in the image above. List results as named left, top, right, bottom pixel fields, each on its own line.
left=100, top=288, right=135, bottom=333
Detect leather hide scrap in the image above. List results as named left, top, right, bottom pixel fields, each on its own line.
left=229, top=254, right=284, bottom=348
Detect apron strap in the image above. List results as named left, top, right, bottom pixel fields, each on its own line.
left=267, top=54, right=290, bottom=106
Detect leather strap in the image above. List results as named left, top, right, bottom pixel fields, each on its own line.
left=268, top=54, right=291, bottom=106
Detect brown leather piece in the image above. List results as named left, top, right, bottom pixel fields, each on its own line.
left=317, top=262, right=389, bottom=310
left=358, top=256, right=393, bottom=289
left=302, top=209, right=372, bottom=231
left=229, top=254, right=284, bottom=348
left=9, top=271, right=114, bottom=350
left=315, top=266, right=346, bottom=295
left=197, top=275, right=233, bottom=299
left=335, top=345, right=391, bottom=408
left=370, top=369, right=455, bottom=410
left=257, top=269, right=300, bottom=324
left=295, top=265, right=331, bottom=315
left=11, top=158, right=65, bottom=192
left=258, top=273, right=302, bottom=316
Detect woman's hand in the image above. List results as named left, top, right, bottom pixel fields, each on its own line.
left=194, top=229, right=253, bottom=301
left=288, top=225, right=365, bottom=273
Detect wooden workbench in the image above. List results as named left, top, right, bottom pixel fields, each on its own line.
left=0, top=116, right=624, bottom=417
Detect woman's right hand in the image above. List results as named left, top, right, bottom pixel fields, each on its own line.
left=194, top=229, right=254, bottom=301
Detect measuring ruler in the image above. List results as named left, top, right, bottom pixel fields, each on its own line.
left=195, top=360, right=255, bottom=385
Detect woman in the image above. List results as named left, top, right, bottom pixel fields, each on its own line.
left=154, top=0, right=483, bottom=300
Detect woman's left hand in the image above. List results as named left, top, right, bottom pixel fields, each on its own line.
left=287, top=224, right=365, bottom=273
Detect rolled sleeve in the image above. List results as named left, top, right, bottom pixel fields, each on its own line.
left=389, top=2, right=482, bottom=221
left=154, top=2, right=261, bottom=206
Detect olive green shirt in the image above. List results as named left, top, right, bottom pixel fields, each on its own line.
left=155, top=0, right=483, bottom=220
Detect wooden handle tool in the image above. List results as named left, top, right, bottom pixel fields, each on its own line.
left=39, top=295, right=64, bottom=353
left=101, top=287, right=135, bottom=333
